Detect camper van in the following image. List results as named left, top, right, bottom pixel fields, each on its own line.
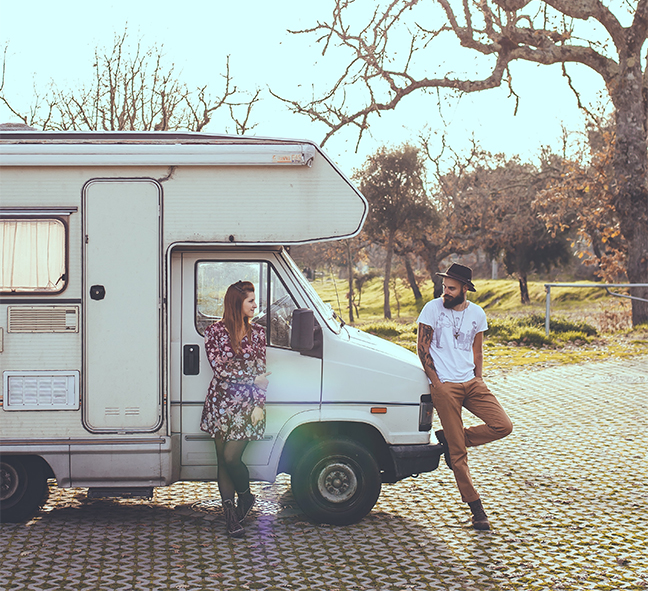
left=0, top=130, right=441, bottom=525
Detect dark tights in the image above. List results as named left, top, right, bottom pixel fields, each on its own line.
left=214, top=438, right=250, bottom=502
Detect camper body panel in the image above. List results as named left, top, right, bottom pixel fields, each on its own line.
left=163, top=159, right=365, bottom=244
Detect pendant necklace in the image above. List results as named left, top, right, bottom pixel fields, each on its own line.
left=452, top=304, right=466, bottom=339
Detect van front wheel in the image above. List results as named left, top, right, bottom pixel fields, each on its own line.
left=0, top=457, right=49, bottom=523
left=291, top=438, right=381, bottom=525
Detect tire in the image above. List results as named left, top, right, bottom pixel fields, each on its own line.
left=0, top=456, right=49, bottom=523
left=291, top=438, right=381, bottom=525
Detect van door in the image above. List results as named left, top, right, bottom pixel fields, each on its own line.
left=178, top=252, right=322, bottom=475
left=83, top=180, right=162, bottom=432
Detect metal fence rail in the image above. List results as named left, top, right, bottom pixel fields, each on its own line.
left=544, top=283, right=648, bottom=335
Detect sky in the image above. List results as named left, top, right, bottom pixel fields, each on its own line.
left=0, top=0, right=610, bottom=177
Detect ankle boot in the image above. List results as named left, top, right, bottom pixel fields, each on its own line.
left=237, top=489, right=256, bottom=521
left=468, top=499, right=491, bottom=531
left=223, top=499, right=245, bottom=537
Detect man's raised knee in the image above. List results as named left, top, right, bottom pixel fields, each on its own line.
left=498, top=418, right=513, bottom=438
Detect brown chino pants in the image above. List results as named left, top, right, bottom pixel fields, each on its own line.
left=430, top=377, right=513, bottom=503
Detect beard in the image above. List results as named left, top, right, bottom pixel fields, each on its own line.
left=442, top=292, right=466, bottom=309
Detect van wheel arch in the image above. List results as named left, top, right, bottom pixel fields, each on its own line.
left=279, top=421, right=391, bottom=477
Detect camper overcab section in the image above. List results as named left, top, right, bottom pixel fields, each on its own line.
left=0, top=131, right=441, bottom=525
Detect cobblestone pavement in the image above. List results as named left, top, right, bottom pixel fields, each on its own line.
left=1, top=356, right=647, bottom=591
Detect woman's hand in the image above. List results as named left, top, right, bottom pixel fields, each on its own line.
left=254, top=372, right=271, bottom=390
left=250, top=406, right=264, bottom=426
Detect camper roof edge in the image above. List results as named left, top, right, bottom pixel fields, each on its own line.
left=0, top=142, right=317, bottom=167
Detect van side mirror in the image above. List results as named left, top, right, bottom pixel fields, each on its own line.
left=290, top=308, right=315, bottom=351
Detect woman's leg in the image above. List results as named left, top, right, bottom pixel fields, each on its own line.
left=222, top=440, right=250, bottom=495
left=214, top=438, right=245, bottom=536
left=213, top=437, right=236, bottom=502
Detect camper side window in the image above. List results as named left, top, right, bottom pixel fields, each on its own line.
left=195, top=261, right=298, bottom=348
left=0, top=218, right=67, bottom=294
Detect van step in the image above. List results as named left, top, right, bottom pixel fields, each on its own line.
left=88, top=487, right=154, bottom=499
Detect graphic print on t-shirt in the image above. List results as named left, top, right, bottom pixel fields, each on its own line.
left=433, top=312, right=452, bottom=348
left=435, top=312, right=477, bottom=352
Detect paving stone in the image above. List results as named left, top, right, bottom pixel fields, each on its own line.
left=1, top=356, right=647, bottom=590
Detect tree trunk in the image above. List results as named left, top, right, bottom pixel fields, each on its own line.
left=392, top=276, right=401, bottom=318
left=346, top=241, right=355, bottom=324
left=518, top=274, right=530, bottom=304
left=383, top=231, right=395, bottom=319
left=610, top=53, right=648, bottom=325
left=432, top=275, right=443, bottom=299
left=418, top=236, right=447, bottom=298
left=403, top=254, right=422, bottom=301
left=626, top=230, right=648, bottom=326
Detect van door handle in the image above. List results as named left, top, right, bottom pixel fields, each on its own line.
left=183, top=344, right=200, bottom=375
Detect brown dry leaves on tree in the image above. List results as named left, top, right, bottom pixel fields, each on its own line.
left=535, top=124, right=627, bottom=283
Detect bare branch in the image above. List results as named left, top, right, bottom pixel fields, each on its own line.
left=0, top=30, right=258, bottom=133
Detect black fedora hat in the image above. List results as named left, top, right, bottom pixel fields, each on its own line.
left=436, top=263, right=476, bottom=291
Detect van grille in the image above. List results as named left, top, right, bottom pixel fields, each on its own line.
left=8, top=306, right=79, bottom=333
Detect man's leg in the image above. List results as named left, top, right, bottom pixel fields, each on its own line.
left=463, top=378, right=513, bottom=448
left=430, top=382, right=480, bottom=504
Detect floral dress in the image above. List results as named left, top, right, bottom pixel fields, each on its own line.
left=200, top=321, right=266, bottom=441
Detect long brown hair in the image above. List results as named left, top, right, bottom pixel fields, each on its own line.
left=222, top=280, right=255, bottom=353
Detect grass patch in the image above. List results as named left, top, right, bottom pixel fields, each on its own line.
left=361, top=321, right=416, bottom=339
left=486, top=314, right=597, bottom=345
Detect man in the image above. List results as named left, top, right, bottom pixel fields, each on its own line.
left=417, top=263, right=512, bottom=530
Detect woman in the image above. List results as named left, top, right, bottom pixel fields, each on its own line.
left=200, top=280, right=270, bottom=537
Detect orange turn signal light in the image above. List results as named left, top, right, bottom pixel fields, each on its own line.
left=371, top=407, right=387, bottom=414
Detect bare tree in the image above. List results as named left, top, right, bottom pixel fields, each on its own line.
left=1, top=30, right=259, bottom=133
left=275, top=0, right=648, bottom=325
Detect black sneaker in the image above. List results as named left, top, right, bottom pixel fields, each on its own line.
left=236, top=491, right=256, bottom=521
left=435, top=430, right=452, bottom=469
left=223, top=499, right=244, bottom=538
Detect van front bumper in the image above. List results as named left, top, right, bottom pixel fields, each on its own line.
left=384, top=443, right=444, bottom=483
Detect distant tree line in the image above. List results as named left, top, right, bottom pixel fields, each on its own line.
left=294, top=126, right=626, bottom=323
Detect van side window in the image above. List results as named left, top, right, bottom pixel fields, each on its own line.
left=195, top=261, right=298, bottom=348
left=0, top=218, right=67, bottom=294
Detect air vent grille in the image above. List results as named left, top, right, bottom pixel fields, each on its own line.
left=8, top=306, right=79, bottom=333
left=3, top=371, right=79, bottom=410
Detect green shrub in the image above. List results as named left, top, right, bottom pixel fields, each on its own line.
left=487, top=313, right=597, bottom=338
left=555, top=331, right=594, bottom=344
left=509, top=327, right=553, bottom=347
left=360, top=321, right=416, bottom=338
left=546, top=316, right=598, bottom=336
left=485, top=318, right=518, bottom=339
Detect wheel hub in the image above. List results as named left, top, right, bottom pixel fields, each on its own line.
left=0, top=462, right=20, bottom=501
left=317, top=462, right=358, bottom=503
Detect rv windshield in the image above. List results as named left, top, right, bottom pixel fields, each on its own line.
left=283, top=251, right=342, bottom=334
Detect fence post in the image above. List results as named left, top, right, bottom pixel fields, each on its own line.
left=545, top=285, right=551, bottom=336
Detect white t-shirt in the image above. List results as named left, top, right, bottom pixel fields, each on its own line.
left=416, top=298, right=488, bottom=383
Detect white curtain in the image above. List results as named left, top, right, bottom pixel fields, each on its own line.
left=0, top=219, right=66, bottom=292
